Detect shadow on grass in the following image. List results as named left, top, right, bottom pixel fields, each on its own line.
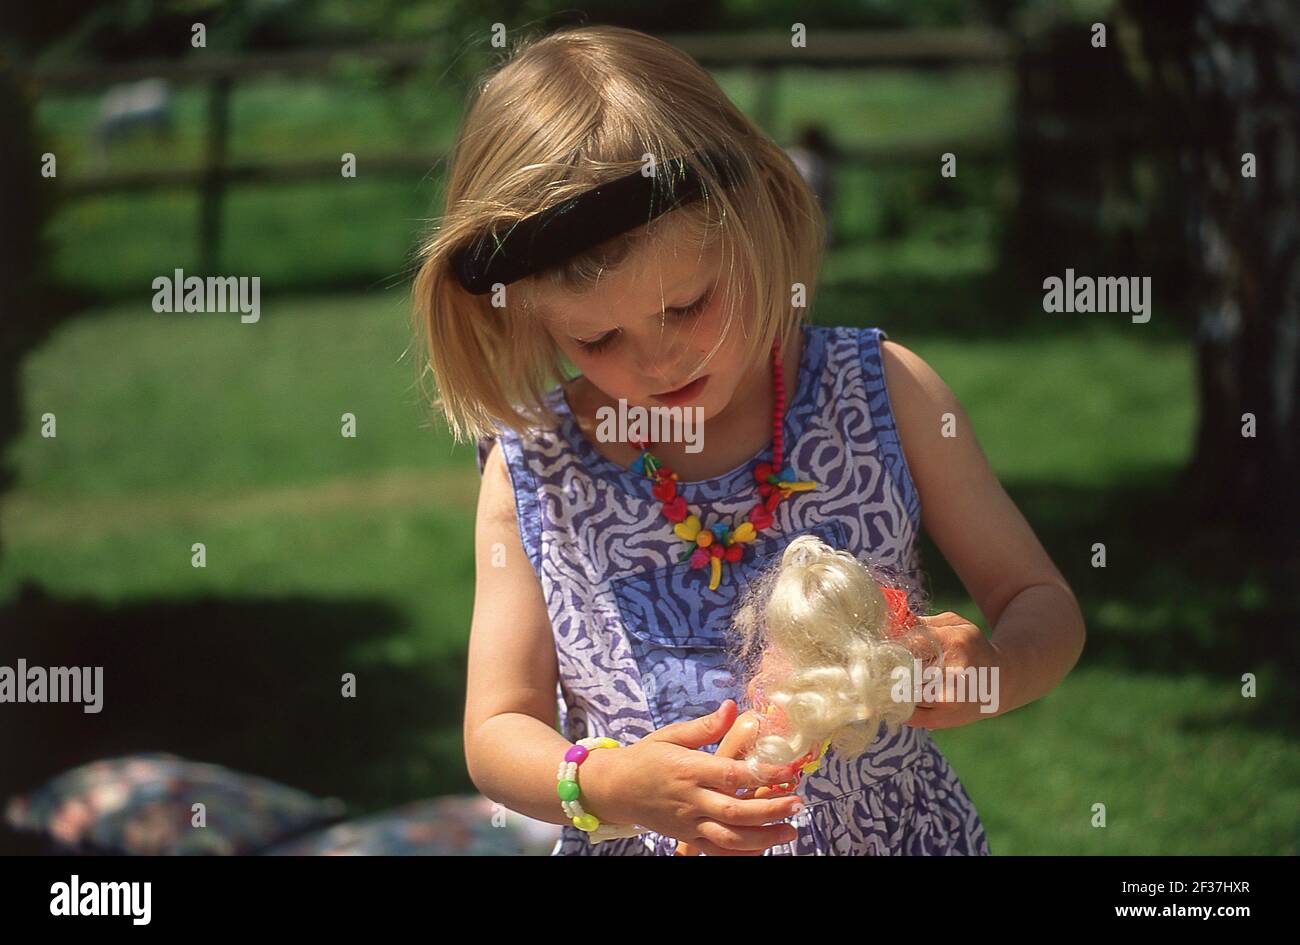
left=917, top=471, right=1300, bottom=738
left=0, top=582, right=470, bottom=854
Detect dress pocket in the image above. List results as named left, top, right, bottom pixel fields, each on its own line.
left=611, top=519, right=848, bottom=732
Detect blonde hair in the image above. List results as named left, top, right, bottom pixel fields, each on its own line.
left=727, top=535, right=941, bottom=775
left=410, top=24, right=827, bottom=443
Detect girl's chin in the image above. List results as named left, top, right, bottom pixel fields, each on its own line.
left=642, top=395, right=716, bottom=420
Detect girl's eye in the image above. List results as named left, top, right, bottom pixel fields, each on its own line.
left=576, top=291, right=712, bottom=355
left=577, top=331, right=618, bottom=354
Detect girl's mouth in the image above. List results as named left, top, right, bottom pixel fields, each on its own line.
left=652, top=375, right=709, bottom=405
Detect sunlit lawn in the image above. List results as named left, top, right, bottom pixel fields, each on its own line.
left=3, top=278, right=1295, bottom=853
left=6, top=63, right=1296, bottom=854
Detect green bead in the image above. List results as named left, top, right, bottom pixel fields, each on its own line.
left=557, top=779, right=580, bottom=802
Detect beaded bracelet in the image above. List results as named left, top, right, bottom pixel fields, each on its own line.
left=557, top=736, right=651, bottom=845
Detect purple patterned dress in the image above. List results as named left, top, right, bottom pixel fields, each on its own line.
left=475, top=324, right=991, bottom=855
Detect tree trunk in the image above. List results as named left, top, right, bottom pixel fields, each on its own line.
left=1122, top=0, right=1300, bottom=556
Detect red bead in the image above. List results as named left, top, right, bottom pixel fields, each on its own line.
left=651, top=479, right=677, bottom=502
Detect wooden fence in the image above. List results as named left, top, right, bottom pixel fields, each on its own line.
left=28, top=29, right=1015, bottom=270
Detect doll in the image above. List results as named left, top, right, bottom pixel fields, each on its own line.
left=675, top=534, right=939, bottom=856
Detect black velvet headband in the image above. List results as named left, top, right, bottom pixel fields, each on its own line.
left=451, top=149, right=746, bottom=295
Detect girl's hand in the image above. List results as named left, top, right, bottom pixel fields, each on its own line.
left=904, top=611, right=1006, bottom=730
left=581, top=700, right=805, bottom=856
left=675, top=709, right=764, bottom=855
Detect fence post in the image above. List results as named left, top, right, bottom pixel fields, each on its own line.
left=199, top=76, right=232, bottom=272
left=753, top=63, right=779, bottom=133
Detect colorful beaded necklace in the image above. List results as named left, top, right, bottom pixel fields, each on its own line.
left=628, top=335, right=818, bottom=591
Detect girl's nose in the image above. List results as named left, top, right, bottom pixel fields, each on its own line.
left=642, top=341, right=689, bottom=388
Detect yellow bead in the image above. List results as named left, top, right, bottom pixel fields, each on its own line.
left=673, top=515, right=702, bottom=542
left=573, top=813, right=600, bottom=832
left=593, top=737, right=619, bottom=750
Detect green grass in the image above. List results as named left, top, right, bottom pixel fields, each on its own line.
left=939, top=667, right=1300, bottom=855
left=3, top=283, right=1296, bottom=854
left=7, top=63, right=1295, bottom=855
left=38, top=68, right=1006, bottom=176
left=5, top=293, right=441, bottom=497
left=48, top=177, right=441, bottom=298
left=35, top=73, right=464, bottom=172
left=37, top=67, right=1010, bottom=301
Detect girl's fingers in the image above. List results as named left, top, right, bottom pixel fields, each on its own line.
left=693, top=785, right=804, bottom=828
left=697, top=753, right=798, bottom=793
left=687, top=836, right=767, bottom=856
left=691, top=818, right=799, bottom=853
left=916, top=611, right=960, bottom=626
left=714, top=712, right=761, bottom=760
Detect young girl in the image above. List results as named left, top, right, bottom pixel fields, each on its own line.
left=413, top=25, right=1086, bottom=856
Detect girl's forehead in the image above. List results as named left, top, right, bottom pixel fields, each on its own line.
left=526, top=238, right=721, bottom=327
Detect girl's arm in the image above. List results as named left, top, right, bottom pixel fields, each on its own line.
left=464, top=441, right=609, bottom=826
left=880, top=339, right=1087, bottom=715
left=467, top=444, right=807, bottom=852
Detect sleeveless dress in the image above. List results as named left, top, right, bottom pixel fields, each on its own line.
left=475, top=324, right=992, bottom=856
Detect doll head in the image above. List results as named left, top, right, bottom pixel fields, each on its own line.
left=726, top=535, right=941, bottom=779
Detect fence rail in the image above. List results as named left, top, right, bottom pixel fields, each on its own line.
left=29, top=30, right=1014, bottom=268
left=29, top=29, right=1014, bottom=88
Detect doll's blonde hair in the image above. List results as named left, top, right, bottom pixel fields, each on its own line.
left=727, top=535, right=941, bottom=774
left=409, top=24, right=827, bottom=443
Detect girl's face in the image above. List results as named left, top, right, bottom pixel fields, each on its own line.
left=526, top=227, right=758, bottom=425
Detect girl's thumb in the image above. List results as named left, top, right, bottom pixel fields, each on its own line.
left=646, top=699, right=735, bottom=748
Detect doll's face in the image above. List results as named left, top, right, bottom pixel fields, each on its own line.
left=746, top=645, right=796, bottom=732
left=524, top=218, right=762, bottom=426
